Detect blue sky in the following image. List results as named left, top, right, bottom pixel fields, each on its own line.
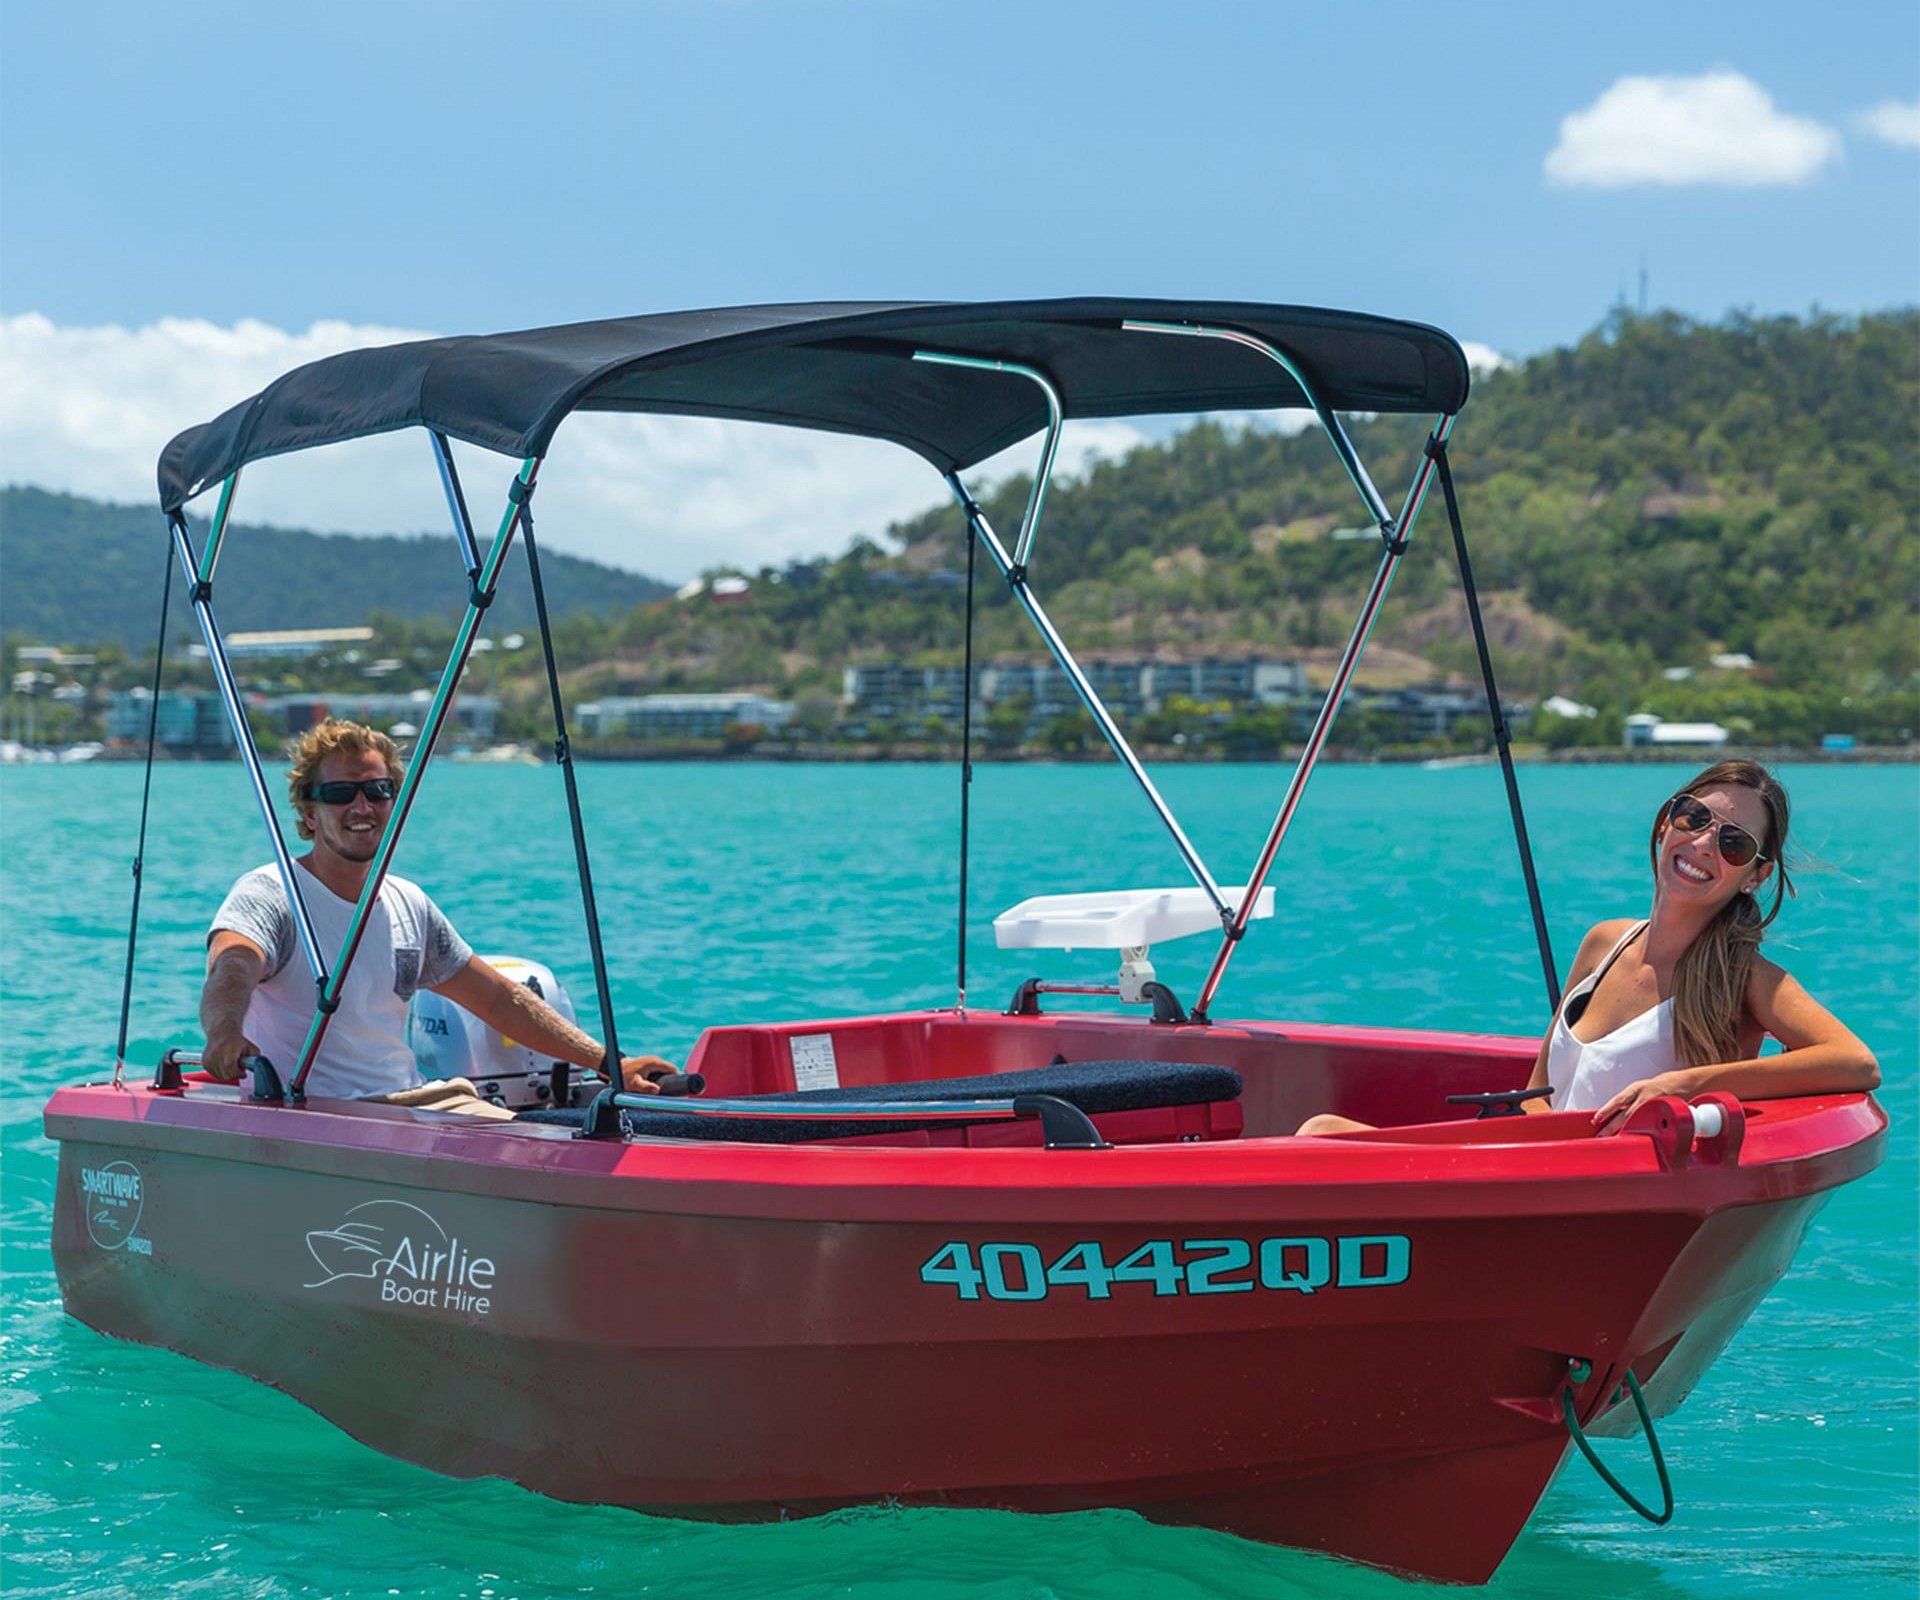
left=2, top=0, right=1915, bottom=578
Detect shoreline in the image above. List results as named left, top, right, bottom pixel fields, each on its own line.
left=21, top=743, right=1920, bottom=768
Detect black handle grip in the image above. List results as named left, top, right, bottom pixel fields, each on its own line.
left=240, top=1053, right=289, bottom=1103
left=1445, top=1086, right=1554, bottom=1120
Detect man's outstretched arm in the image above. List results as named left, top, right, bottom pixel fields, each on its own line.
left=201, top=931, right=266, bottom=1083
left=429, top=957, right=671, bottom=1094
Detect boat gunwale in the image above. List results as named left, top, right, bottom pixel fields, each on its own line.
left=43, top=1078, right=1886, bottom=1226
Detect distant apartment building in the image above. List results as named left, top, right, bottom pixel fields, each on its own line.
left=840, top=657, right=1513, bottom=745
left=1144, top=659, right=1308, bottom=708
left=972, top=663, right=1079, bottom=719
left=105, top=689, right=237, bottom=753
left=265, top=692, right=501, bottom=741
left=1376, top=683, right=1501, bottom=741
left=844, top=655, right=1309, bottom=730
left=839, top=664, right=970, bottom=725
left=974, top=661, right=1142, bottom=720
left=576, top=693, right=793, bottom=741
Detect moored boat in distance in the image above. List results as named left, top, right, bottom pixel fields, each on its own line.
left=448, top=742, right=542, bottom=765
left=47, top=300, right=1886, bottom=1584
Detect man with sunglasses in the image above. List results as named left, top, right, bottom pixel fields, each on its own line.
left=201, top=718, right=670, bottom=1103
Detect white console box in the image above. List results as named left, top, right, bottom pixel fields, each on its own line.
left=993, top=886, right=1275, bottom=951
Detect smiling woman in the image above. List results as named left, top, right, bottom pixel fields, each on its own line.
left=1301, top=760, right=1880, bottom=1137
left=1542, top=759, right=1879, bottom=1130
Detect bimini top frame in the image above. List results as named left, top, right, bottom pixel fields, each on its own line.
left=145, top=298, right=1556, bottom=1106
left=157, top=299, right=1468, bottom=512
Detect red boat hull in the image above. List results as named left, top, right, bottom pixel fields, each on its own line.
left=48, top=1011, right=1885, bottom=1583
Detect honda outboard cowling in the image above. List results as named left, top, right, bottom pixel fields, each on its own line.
left=408, top=955, right=599, bottom=1109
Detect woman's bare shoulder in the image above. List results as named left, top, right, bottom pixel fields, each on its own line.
left=1566, top=918, right=1639, bottom=985
left=1580, top=918, right=1641, bottom=955
left=1742, top=950, right=1794, bottom=1000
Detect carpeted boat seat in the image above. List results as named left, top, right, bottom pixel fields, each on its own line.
left=517, top=1059, right=1241, bottom=1143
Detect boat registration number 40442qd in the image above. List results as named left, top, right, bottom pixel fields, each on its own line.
left=918, top=1235, right=1410, bottom=1302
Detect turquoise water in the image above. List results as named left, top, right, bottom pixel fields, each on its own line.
left=3, top=760, right=1914, bottom=1598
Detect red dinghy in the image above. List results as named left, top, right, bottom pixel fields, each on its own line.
left=47, top=301, right=1886, bottom=1584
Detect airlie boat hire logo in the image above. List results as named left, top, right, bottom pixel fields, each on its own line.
left=303, top=1198, right=499, bottom=1316
left=80, top=1159, right=152, bottom=1255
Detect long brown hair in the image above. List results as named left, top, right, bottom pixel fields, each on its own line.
left=1648, top=760, right=1794, bottom=1068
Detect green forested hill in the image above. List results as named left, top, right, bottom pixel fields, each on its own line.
left=0, top=486, right=671, bottom=649
left=5, top=311, right=1915, bottom=749
left=555, top=308, right=1915, bottom=743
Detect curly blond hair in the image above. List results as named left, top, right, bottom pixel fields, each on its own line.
left=287, top=719, right=405, bottom=840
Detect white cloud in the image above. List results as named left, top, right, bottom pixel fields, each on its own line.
left=967, top=419, right=1151, bottom=488
left=1461, top=341, right=1509, bottom=373
left=0, top=314, right=1156, bottom=583
left=1545, top=71, right=1841, bottom=189
left=1856, top=99, right=1920, bottom=150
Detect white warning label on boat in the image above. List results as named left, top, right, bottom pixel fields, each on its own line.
left=80, top=1160, right=151, bottom=1255
left=789, top=1033, right=839, bottom=1091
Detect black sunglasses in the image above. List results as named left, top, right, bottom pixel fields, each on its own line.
left=305, top=778, right=399, bottom=806
left=1663, top=794, right=1767, bottom=868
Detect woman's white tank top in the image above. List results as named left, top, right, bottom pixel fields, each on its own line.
left=1547, top=921, right=1678, bottom=1112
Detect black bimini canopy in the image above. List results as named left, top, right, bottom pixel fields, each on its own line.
left=156, top=297, right=1469, bottom=514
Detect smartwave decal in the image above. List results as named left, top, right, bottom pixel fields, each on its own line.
left=81, top=1160, right=151, bottom=1255
left=303, top=1198, right=497, bottom=1316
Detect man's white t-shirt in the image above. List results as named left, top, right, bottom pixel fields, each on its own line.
left=210, top=859, right=473, bottom=1100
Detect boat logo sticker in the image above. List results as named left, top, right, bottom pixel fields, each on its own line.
left=80, top=1160, right=150, bottom=1255
left=303, top=1198, right=498, bottom=1316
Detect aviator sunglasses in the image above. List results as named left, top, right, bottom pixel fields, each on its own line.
left=1662, top=793, right=1768, bottom=867
left=305, top=778, right=399, bottom=806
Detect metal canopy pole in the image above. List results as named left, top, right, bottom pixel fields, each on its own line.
left=196, top=473, right=241, bottom=587
left=943, top=471, right=1230, bottom=918
left=1124, top=319, right=1397, bottom=538
left=1432, top=440, right=1561, bottom=1011
left=915, top=350, right=1229, bottom=918
left=955, top=517, right=978, bottom=1013
left=113, top=538, right=176, bottom=1087
left=516, top=470, right=625, bottom=1088
left=432, top=432, right=483, bottom=577
left=913, top=352, right=1065, bottom=569
left=1189, top=412, right=1457, bottom=1023
left=1119, top=318, right=1459, bottom=1022
left=287, top=458, right=536, bottom=1095
left=916, top=351, right=1080, bottom=1003
left=169, top=490, right=329, bottom=990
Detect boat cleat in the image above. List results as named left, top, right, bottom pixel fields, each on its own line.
left=1617, top=1094, right=1748, bottom=1169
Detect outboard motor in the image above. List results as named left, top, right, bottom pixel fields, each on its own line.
left=408, top=955, right=599, bottom=1109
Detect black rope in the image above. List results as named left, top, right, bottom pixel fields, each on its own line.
left=1431, top=440, right=1561, bottom=1011
left=517, top=482, right=623, bottom=1075
left=956, top=517, right=978, bottom=1007
left=115, top=526, right=176, bottom=1075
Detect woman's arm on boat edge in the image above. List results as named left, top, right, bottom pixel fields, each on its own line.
left=429, top=957, right=673, bottom=1094
left=1295, top=922, right=1632, bottom=1135
left=1588, top=957, right=1880, bottom=1133
left=201, top=931, right=264, bottom=1083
